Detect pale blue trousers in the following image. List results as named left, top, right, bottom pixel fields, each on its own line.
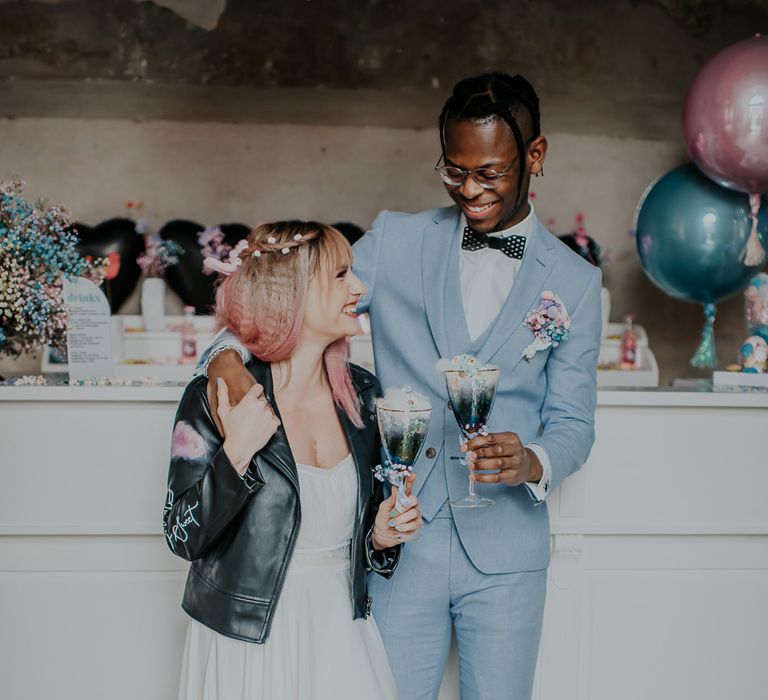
left=368, top=509, right=547, bottom=700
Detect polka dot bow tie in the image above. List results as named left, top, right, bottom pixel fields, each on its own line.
left=461, top=226, right=527, bottom=259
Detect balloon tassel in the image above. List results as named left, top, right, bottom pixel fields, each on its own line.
left=744, top=193, right=766, bottom=267
left=690, top=303, right=718, bottom=369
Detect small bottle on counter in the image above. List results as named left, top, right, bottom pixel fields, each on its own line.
left=181, top=306, right=197, bottom=363
left=620, top=313, right=637, bottom=369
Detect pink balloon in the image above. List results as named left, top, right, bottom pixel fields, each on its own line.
left=683, top=35, right=768, bottom=194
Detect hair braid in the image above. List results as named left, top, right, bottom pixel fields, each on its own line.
left=237, top=220, right=320, bottom=260
left=439, top=72, right=540, bottom=150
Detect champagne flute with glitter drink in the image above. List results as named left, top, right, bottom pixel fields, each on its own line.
left=442, top=354, right=500, bottom=508
left=374, top=386, right=432, bottom=542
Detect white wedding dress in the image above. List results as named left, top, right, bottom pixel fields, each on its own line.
left=177, top=454, right=399, bottom=699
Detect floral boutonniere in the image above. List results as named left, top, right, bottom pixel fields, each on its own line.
left=522, top=291, right=571, bottom=362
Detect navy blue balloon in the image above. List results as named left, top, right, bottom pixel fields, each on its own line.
left=635, top=164, right=767, bottom=304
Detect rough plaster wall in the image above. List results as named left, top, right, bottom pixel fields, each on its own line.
left=0, top=0, right=766, bottom=94
left=0, top=116, right=750, bottom=383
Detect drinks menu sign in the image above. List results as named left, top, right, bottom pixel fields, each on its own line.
left=64, top=276, right=113, bottom=380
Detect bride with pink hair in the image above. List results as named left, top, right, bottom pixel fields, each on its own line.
left=163, top=221, right=421, bottom=699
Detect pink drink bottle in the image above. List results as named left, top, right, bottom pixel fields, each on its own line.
left=620, top=313, right=637, bottom=369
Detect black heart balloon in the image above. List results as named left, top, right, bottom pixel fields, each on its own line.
left=74, top=218, right=144, bottom=312
left=161, top=220, right=251, bottom=314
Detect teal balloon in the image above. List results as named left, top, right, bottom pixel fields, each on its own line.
left=635, top=164, right=767, bottom=304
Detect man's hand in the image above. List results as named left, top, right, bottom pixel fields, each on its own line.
left=217, top=378, right=280, bottom=474
left=206, top=350, right=257, bottom=436
left=461, top=432, right=543, bottom=486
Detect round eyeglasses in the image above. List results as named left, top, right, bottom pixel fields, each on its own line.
left=434, top=156, right=516, bottom=190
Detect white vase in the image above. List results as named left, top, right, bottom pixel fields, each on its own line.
left=141, top=277, right=166, bottom=332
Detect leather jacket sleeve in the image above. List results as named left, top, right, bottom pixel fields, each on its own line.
left=163, top=378, right=264, bottom=561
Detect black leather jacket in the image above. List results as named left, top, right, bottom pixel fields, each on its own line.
left=163, top=359, right=400, bottom=644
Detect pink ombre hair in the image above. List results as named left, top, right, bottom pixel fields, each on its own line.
left=215, top=221, right=363, bottom=427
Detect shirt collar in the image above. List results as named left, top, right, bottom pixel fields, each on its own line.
left=461, top=201, right=536, bottom=241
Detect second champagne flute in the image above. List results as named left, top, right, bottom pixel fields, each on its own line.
left=442, top=356, right=500, bottom=508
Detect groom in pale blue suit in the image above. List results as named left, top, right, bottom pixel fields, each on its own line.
left=199, top=73, right=601, bottom=699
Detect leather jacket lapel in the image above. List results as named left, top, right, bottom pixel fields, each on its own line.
left=338, top=403, right=375, bottom=502
left=246, top=361, right=299, bottom=491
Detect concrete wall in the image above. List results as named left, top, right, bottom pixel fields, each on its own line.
left=1, top=0, right=765, bottom=98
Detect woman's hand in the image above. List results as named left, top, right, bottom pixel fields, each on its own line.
left=372, top=474, right=422, bottom=549
left=217, top=377, right=280, bottom=475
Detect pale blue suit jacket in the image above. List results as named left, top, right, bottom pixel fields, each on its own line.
left=201, top=205, right=602, bottom=575
left=352, top=206, right=602, bottom=574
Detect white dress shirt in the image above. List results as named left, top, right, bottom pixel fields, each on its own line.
left=459, top=203, right=552, bottom=501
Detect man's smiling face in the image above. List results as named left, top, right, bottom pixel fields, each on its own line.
left=442, top=116, right=543, bottom=234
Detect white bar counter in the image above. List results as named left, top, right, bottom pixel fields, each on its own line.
left=1, top=385, right=767, bottom=699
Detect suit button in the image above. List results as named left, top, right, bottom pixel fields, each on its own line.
left=447, top=401, right=453, bottom=412
left=365, top=596, right=373, bottom=617
left=425, top=447, right=436, bottom=459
